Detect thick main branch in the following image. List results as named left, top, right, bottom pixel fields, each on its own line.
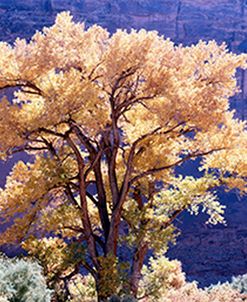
left=65, top=133, right=99, bottom=270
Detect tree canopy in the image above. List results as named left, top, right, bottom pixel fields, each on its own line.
left=0, top=12, right=246, bottom=301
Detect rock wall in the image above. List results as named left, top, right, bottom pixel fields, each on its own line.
left=0, top=0, right=246, bottom=286
left=168, top=191, right=247, bottom=286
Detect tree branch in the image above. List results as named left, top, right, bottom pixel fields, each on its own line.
left=131, top=148, right=225, bottom=184
left=65, top=132, right=99, bottom=270
left=70, top=122, right=110, bottom=242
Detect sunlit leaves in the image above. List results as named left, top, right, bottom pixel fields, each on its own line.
left=0, top=12, right=246, bottom=297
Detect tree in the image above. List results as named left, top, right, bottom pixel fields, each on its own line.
left=0, top=11, right=246, bottom=301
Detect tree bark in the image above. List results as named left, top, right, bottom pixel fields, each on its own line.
left=130, top=243, right=148, bottom=297
left=72, top=123, right=110, bottom=242
left=66, top=134, right=99, bottom=270
left=94, top=161, right=110, bottom=242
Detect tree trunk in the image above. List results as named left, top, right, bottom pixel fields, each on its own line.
left=106, top=210, right=121, bottom=255
left=97, top=293, right=108, bottom=302
left=130, top=243, right=148, bottom=297
left=97, top=288, right=107, bottom=302
left=95, top=276, right=112, bottom=302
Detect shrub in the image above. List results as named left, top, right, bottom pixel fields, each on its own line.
left=122, top=295, right=137, bottom=302
left=166, top=282, right=247, bottom=302
left=231, top=274, right=247, bottom=294
left=139, top=256, right=186, bottom=301
left=108, top=295, right=121, bottom=302
left=67, top=274, right=96, bottom=302
left=138, top=256, right=247, bottom=302
left=0, top=254, right=52, bottom=302
left=108, top=295, right=137, bottom=302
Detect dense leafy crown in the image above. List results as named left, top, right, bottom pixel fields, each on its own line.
left=0, top=12, right=246, bottom=297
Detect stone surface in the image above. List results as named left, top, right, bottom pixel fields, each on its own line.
left=168, top=190, right=247, bottom=286
left=0, top=0, right=246, bottom=286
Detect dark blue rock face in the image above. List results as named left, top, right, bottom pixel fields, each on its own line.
left=0, top=0, right=246, bottom=286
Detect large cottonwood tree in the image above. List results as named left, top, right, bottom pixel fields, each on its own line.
left=0, top=12, right=246, bottom=301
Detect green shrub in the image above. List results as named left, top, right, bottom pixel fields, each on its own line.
left=230, top=274, right=247, bottom=294
left=108, top=295, right=137, bottom=302
left=0, top=254, right=52, bottom=302
left=121, top=295, right=137, bottom=302
left=108, top=295, right=121, bottom=302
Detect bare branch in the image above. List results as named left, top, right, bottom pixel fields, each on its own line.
left=62, top=225, right=84, bottom=233
left=65, top=185, right=81, bottom=210
left=70, top=121, right=110, bottom=241
left=35, top=127, right=66, bottom=138
left=86, top=191, right=98, bottom=206
left=84, top=149, right=103, bottom=180
left=131, top=148, right=225, bottom=184
left=88, top=60, right=105, bottom=81
left=0, top=79, right=44, bottom=96
left=117, top=94, right=156, bottom=117
left=65, top=132, right=99, bottom=270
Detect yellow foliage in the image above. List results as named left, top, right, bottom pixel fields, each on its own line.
left=0, top=11, right=246, bottom=299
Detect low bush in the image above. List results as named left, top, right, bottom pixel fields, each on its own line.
left=0, top=254, right=52, bottom=302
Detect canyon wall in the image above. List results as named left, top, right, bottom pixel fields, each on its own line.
left=0, top=0, right=246, bottom=286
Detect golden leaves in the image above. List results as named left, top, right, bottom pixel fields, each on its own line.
left=0, top=11, right=246, bottom=153
left=0, top=11, right=246, bottom=254
left=0, top=156, right=75, bottom=244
